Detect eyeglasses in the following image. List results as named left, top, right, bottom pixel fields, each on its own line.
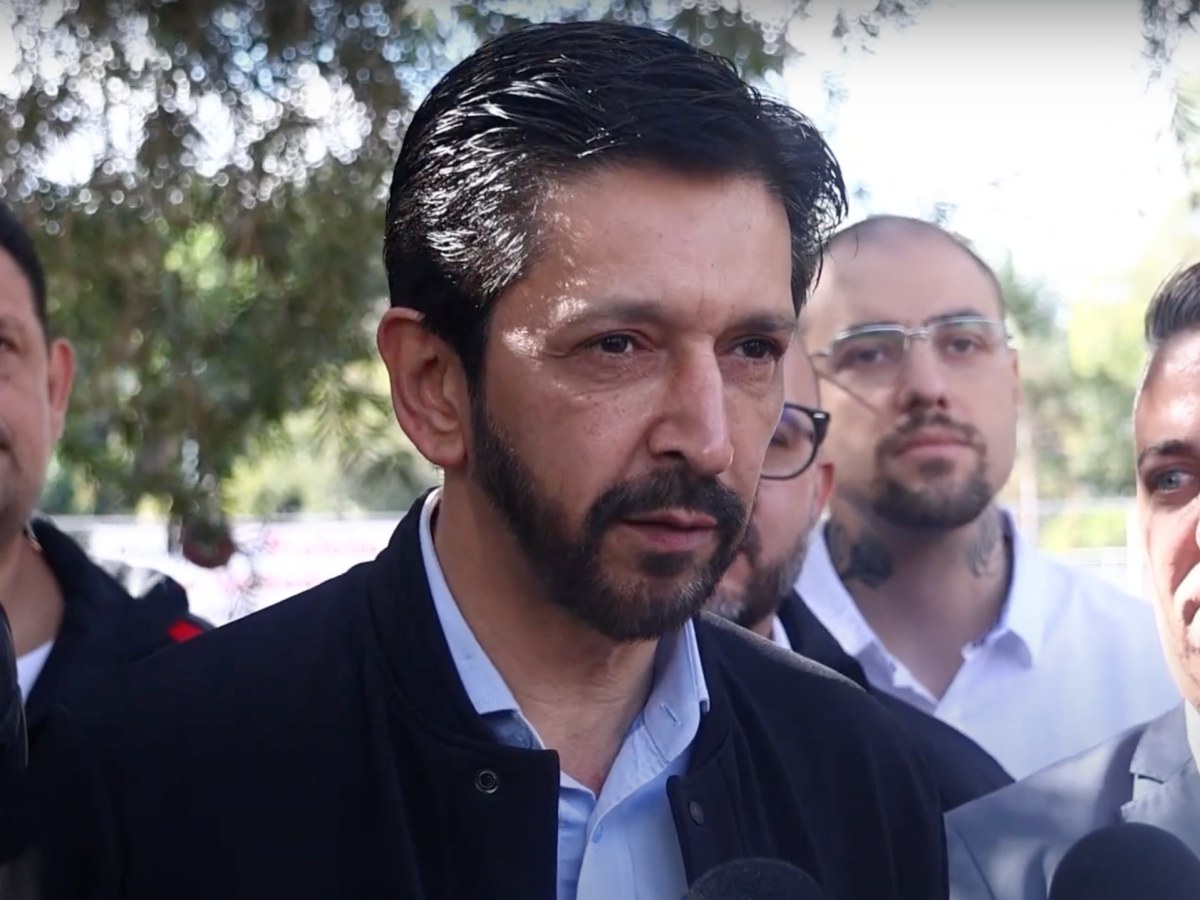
left=762, top=402, right=830, bottom=481
left=810, top=315, right=1011, bottom=390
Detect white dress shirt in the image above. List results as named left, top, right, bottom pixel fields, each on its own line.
left=1187, top=703, right=1200, bottom=774
left=419, top=489, right=709, bottom=900
left=16, top=638, right=53, bottom=701
left=797, top=512, right=1179, bottom=779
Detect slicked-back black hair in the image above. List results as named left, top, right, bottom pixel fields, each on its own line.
left=1145, top=262, right=1200, bottom=348
left=0, top=202, right=48, bottom=335
left=383, top=21, right=846, bottom=386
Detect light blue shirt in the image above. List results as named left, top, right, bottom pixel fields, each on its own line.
left=419, top=489, right=710, bottom=900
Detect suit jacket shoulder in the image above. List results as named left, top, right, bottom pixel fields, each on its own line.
left=946, top=708, right=1184, bottom=900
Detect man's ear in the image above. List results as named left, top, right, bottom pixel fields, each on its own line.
left=376, top=308, right=471, bottom=471
left=1009, top=348, right=1022, bottom=406
left=46, top=338, right=74, bottom=442
left=812, top=457, right=835, bottom=516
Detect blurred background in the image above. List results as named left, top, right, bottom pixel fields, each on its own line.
left=0, top=0, right=1197, bottom=625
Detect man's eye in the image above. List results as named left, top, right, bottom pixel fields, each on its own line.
left=1148, top=469, right=1192, bottom=495
left=592, top=335, right=636, bottom=355
left=735, top=338, right=781, bottom=360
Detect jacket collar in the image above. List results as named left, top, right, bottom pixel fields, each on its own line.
left=1121, top=704, right=1200, bottom=853
left=23, top=518, right=151, bottom=727
left=775, top=591, right=869, bottom=688
left=366, top=491, right=736, bottom=762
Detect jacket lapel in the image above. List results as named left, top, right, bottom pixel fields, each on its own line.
left=1120, top=704, right=1200, bottom=856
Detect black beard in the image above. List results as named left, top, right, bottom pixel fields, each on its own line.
left=469, top=393, right=748, bottom=642
left=871, top=412, right=994, bottom=532
left=705, top=521, right=810, bottom=632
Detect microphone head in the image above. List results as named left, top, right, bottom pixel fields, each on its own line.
left=1048, top=822, right=1200, bottom=900
left=684, top=858, right=826, bottom=899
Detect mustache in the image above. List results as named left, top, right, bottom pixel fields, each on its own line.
left=587, top=467, right=747, bottom=542
left=877, top=411, right=983, bottom=456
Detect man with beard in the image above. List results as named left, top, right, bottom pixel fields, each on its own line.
left=946, top=261, right=1200, bottom=900
left=797, top=215, right=1177, bottom=779
left=24, top=23, right=946, bottom=900
left=707, top=346, right=1013, bottom=810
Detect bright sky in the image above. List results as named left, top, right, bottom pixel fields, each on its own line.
left=780, top=0, right=1196, bottom=301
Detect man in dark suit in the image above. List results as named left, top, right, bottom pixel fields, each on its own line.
left=0, top=203, right=209, bottom=893
left=0, top=205, right=209, bottom=733
left=706, top=345, right=1012, bottom=810
left=946, top=263, right=1200, bottom=899
left=25, top=22, right=947, bottom=900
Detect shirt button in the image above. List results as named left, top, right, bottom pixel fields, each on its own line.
left=592, top=825, right=604, bottom=844
left=474, top=769, right=500, bottom=794
left=688, top=800, right=706, bottom=826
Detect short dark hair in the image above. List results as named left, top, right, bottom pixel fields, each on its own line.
left=827, top=215, right=1003, bottom=312
left=0, top=202, right=48, bottom=334
left=383, top=21, right=846, bottom=385
left=1145, top=262, right=1200, bottom=347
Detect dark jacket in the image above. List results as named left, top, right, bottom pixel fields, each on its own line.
left=24, top=518, right=210, bottom=736
left=777, top=591, right=1013, bottom=810
left=0, top=606, right=24, bottom=851
left=27, top=499, right=947, bottom=900
left=0, top=518, right=208, bottom=887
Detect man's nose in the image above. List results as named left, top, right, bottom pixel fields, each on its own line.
left=646, top=350, right=736, bottom=477
left=895, top=337, right=949, bottom=412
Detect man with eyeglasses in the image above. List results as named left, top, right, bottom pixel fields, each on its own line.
left=706, top=345, right=1013, bottom=809
left=795, top=215, right=1177, bottom=779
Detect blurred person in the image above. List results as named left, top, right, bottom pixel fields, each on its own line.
left=0, top=203, right=209, bottom=890
left=27, top=23, right=948, bottom=900
left=946, top=262, right=1200, bottom=899
left=707, top=345, right=1012, bottom=810
left=797, top=215, right=1177, bottom=779
left=0, top=205, right=207, bottom=728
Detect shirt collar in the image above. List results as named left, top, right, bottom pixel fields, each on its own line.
left=769, top=615, right=793, bottom=651
left=419, top=488, right=522, bottom=718
left=1186, top=703, right=1200, bottom=774
left=978, top=514, right=1049, bottom=665
left=418, top=488, right=710, bottom=731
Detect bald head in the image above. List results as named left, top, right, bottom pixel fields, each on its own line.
left=802, top=215, right=1004, bottom=343
left=826, top=215, right=1000, bottom=299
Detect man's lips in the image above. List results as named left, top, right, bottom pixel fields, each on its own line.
left=891, top=429, right=971, bottom=455
left=622, top=510, right=718, bottom=530
left=619, top=510, right=719, bottom=553
left=1171, top=566, right=1200, bottom=631
left=1183, top=597, right=1200, bottom=629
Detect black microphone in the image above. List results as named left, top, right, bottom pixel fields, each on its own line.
left=1048, top=822, right=1200, bottom=900
left=683, top=858, right=826, bottom=899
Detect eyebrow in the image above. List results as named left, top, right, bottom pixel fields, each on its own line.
left=557, top=299, right=797, bottom=336
left=1136, top=438, right=1196, bottom=468
left=0, top=314, right=32, bottom=338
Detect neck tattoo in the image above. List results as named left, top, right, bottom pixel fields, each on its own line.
left=825, top=518, right=894, bottom=589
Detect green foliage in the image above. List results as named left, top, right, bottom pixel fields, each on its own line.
left=1, top=0, right=918, bottom=519
left=10, top=0, right=1189, bottom=520
left=1039, top=506, right=1129, bottom=552
left=1142, top=0, right=1200, bottom=70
